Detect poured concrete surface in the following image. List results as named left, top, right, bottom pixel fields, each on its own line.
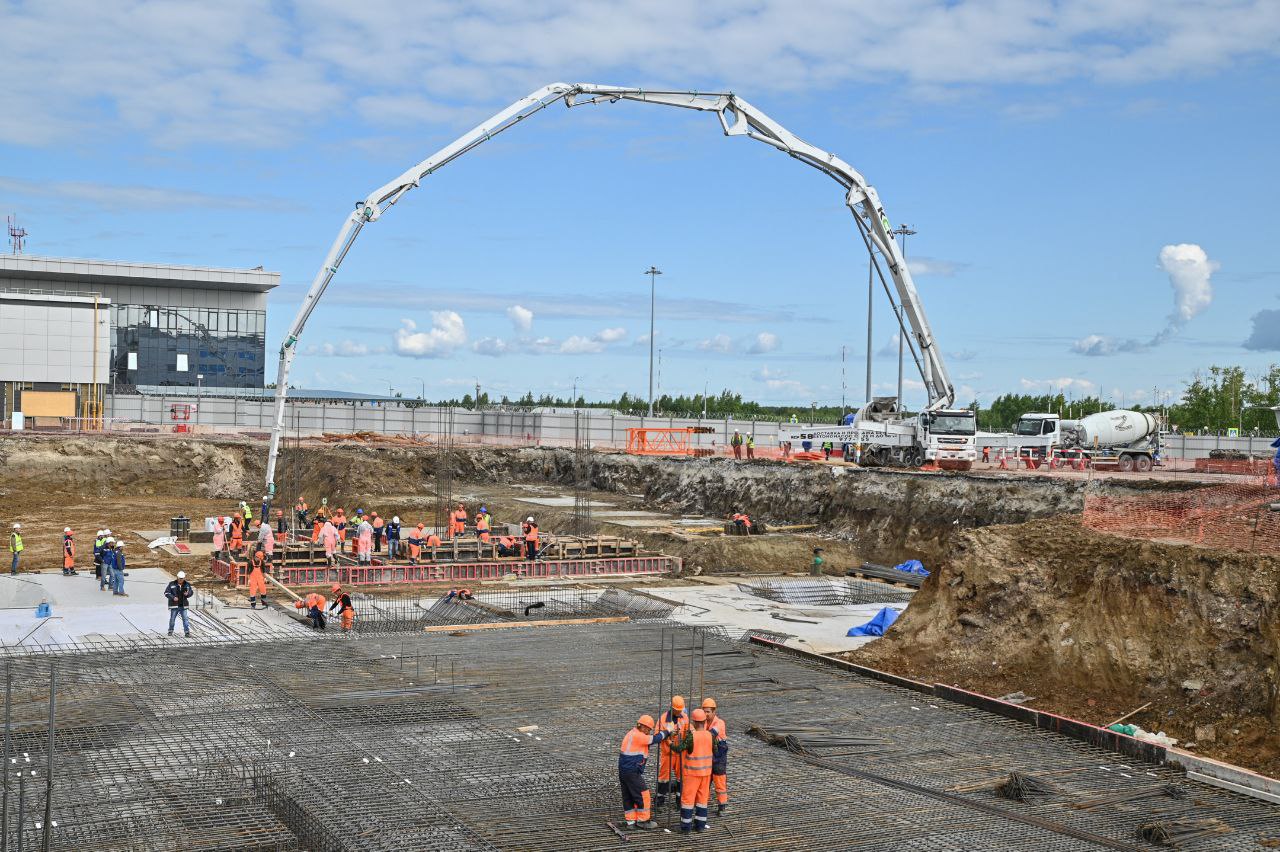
left=646, top=578, right=909, bottom=654
left=514, top=496, right=614, bottom=507
left=0, top=568, right=304, bottom=647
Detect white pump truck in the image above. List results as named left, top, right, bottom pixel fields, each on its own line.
left=260, top=82, right=972, bottom=509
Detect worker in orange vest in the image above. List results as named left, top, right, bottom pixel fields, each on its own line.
left=424, top=529, right=442, bottom=549
left=371, top=512, right=385, bottom=553
left=475, top=506, right=491, bottom=543
left=496, top=535, right=519, bottom=557
left=247, top=546, right=269, bottom=609
left=619, top=714, right=677, bottom=831
left=61, top=527, right=77, bottom=576
left=328, top=583, right=355, bottom=630
left=702, top=698, right=729, bottom=814
left=448, top=503, right=467, bottom=538
left=673, top=707, right=722, bottom=834
left=522, top=517, right=539, bottom=561
left=294, top=591, right=327, bottom=629
left=655, top=695, right=689, bottom=807
left=407, top=524, right=424, bottom=565
left=229, top=512, right=244, bottom=554
left=334, top=509, right=348, bottom=551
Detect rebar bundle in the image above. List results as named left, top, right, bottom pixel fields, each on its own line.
left=997, top=771, right=1059, bottom=802
left=742, top=578, right=914, bottom=607
left=1138, top=817, right=1231, bottom=846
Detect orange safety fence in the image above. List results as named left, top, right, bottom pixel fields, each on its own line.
left=625, top=427, right=715, bottom=456
left=1082, top=469, right=1280, bottom=555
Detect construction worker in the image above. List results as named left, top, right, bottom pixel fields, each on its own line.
left=294, top=497, right=309, bottom=529
left=475, top=507, right=491, bottom=543
left=674, top=707, right=720, bottom=833
left=229, top=512, right=244, bottom=555
left=655, top=695, right=689, bottom=807
left=320, top=517, right=339, bottom=567
left=328, top=584, right=355, bottom=630
left=424, top=529, right=442, bottom=550
left=745, top=434, right=755, bottom=460
left=356, top=514, right=374, bottom=565
left=496, top=534, right=520, bottom=557
left=334, top=508, right=347, bottom=551
left=165, top=571, right=194, bottom=637
left=110, top=542, right=128, bottom=596
left=619, top=714, right=677, bottom=831
left=448, top=503, right=467, bottom=539
left=407, top=524, right=423, bottom=564
left=61, top=527, right=76, bottom=573
left=295, top=591, right=327, bottom=629
left=254, top=518, right=275, bottom=563
left=822, top=440, right=834, bottom=461
left=99, top=537, right=115, bottom=591
left=371, top=512, right=385, bottom=552
left=247, top=546, right=269, bottom=609
left=8, top=523, right=22, bottom=575
left=811, top=547, right=824, bottom=577
left=274, top=508, right=288, bottom=546
left=386, top=516, right=402, bottom=560
left=93, top=529, right=106, bottom=579
left=311, top=501, right=327, bottom=542
left=444, top=588, right=474, bottom=603
left=730, top=429, right=743, bottom=459
left=522, top=517, right=539, bottom=561
left=240, top=500, right=253, bottom=525
left=701, top=698, right=729, bottom=814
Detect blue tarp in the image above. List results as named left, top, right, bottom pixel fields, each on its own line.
left=847, top=607, right=900, bottom=637
left=1271, top=436, right=1280, bottom=449
left=892, top=559, right=930, bottom=576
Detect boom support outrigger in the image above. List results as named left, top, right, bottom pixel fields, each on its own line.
left=263, top=83, right=957, bottom=506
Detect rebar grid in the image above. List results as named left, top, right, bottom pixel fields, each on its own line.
left=351, top=588, right=676, bottom=634
left=742, top=577, right=916, bottom=606
left=0, top=625, right=1272, bottom=849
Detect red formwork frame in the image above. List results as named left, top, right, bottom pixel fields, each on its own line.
left=211, top=555, right=678, bottom=589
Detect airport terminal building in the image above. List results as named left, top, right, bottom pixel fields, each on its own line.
left=0, top=255, right=277, bottom=425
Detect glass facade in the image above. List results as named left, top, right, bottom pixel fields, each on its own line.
left=110, top=305, right=266, bottom=388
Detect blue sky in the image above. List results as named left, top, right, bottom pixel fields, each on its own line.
left=2, top=1, right=1278, bottom=408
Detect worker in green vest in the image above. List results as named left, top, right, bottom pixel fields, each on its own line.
left=9, top=524, right=23, bottom=575
left=811, top=547, right=824, bottom=577
left=745, top=434, right=755, bottom=460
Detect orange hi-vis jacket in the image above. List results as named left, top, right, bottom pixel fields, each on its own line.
left=682, top=729, right=714, bottom=778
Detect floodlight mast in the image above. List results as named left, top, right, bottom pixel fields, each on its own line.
left=263, top=83, right=954, bottom=506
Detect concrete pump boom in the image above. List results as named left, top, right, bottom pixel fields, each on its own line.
left=263, top=82, right=955, bottom=503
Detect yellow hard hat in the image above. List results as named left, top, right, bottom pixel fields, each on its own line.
left=670, top=695, right=685, bottom=710
left=637, top=714, right=655, bottom=729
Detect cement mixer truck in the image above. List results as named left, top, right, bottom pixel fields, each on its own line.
left=981, top=409, right=1161, bottom=472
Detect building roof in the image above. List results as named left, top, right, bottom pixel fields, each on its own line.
left=134, top=385, right=404, bottom=403
left=0, top=254, right=279, bottom=293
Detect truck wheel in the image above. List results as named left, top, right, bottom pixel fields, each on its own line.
left=1135, top=455, right=1153, bottom=473
left=1118, top=454, right=1135, bottom=472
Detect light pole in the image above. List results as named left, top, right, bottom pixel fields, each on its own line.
left=413, top=376, right=425, bottom=400
left=890, top=224, right=917, bottom=409
left=572, top=376, right=579, bottom=410
left=195, top=374, right=203, bottom=427
left=644, top=266, right=662, bottom=416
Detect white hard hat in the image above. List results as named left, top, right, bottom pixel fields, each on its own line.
left=177, top=571, right=186, bottom=579
left=12, top=523, right=19, bottom=530
left=64, top=527, right=71, bottom=533
left=392, top=516, right=400, bottom=524
left=104, top=528, right=111, bottom=535
left=105, top=537, right=115, bottom=544
left=527, top=516, right=534, bottom=522
left=96, top=529, right=104, bottom=536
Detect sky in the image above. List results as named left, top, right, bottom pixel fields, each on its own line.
left=1, top=0, right=1278, bottom=409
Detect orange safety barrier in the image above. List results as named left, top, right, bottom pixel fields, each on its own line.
left=212, top=555, right=679, bottom=588
left=626, top=427, right=715, bottom=457
left=1083, top=472, right=1280, bottom=555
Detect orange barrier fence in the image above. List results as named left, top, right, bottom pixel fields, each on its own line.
left=1083, top=471, right=1280, bottom=554
left=625, top=427, right=715, bottom=456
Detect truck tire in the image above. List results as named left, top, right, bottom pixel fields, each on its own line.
left=1135, top=454, right=1153, bottom=473
left=1118, top=454, right=1135, bottom=472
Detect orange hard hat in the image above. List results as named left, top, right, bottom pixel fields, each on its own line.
left=670, top=695, right=685, bottom=710
left=691, top=709, right=707, bottom=722
left=331, top=584, right=342, bottom=593
left=637, top=714, right=655, bottom=729
left=701, top=698, right=717, bottom=710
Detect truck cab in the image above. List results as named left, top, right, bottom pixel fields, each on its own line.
left=921, top=409, right=977, bottom=470
left=1014, top=413, right=1060, bottom=439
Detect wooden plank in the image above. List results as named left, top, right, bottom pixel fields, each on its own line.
left=422, top=616, right=630, bottom=633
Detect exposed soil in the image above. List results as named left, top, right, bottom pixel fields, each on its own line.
left=852, top=517, right=1280, bottom=777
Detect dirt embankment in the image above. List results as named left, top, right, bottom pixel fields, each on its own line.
left=854, top=517, right=1280, bottom=776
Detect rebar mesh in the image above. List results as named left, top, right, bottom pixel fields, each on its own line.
left=741, top=577, right=916, bottom=606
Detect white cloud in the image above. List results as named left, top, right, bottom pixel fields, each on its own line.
left=5, top=4, right=1274, bottom=147
left=0, top=175, right=296, bottom=211
left=506, top=305, right=534, bottom=332
left=1019, top=377, right=1098, bottom=395
left=748, top=332, right=779, bottom=354
left=907, top=256, right=962, bottom=277
left=559, top=335, right=605, bottom=354
left=752, top=366, right=808, bottom=397
left=1073, top=243, right=1218, bottom=356
left=876, top=332, right=901, bottom=357
left=1243, top=308, right=1280, bottom=351
left=596, top=327, right=627, bottom=343
left=697, top=334, right=733, bottom=353
left=303, top=339, right=386, bottom=357
left=471, top=337, right=511, bottom=357
left=392, top=312, right=467, bottom=358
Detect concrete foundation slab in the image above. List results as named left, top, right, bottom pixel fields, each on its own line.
left=514, top=496, right=615, bottom=507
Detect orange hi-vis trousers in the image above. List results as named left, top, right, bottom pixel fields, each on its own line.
left=711, top=773, right=728, bottom=805
left=247, top=567, right=267, bottom=600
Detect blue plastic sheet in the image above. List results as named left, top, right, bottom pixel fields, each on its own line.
left=892, top=559, right=929, bottom=576
left=847, top=607, right=900, bottom=637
